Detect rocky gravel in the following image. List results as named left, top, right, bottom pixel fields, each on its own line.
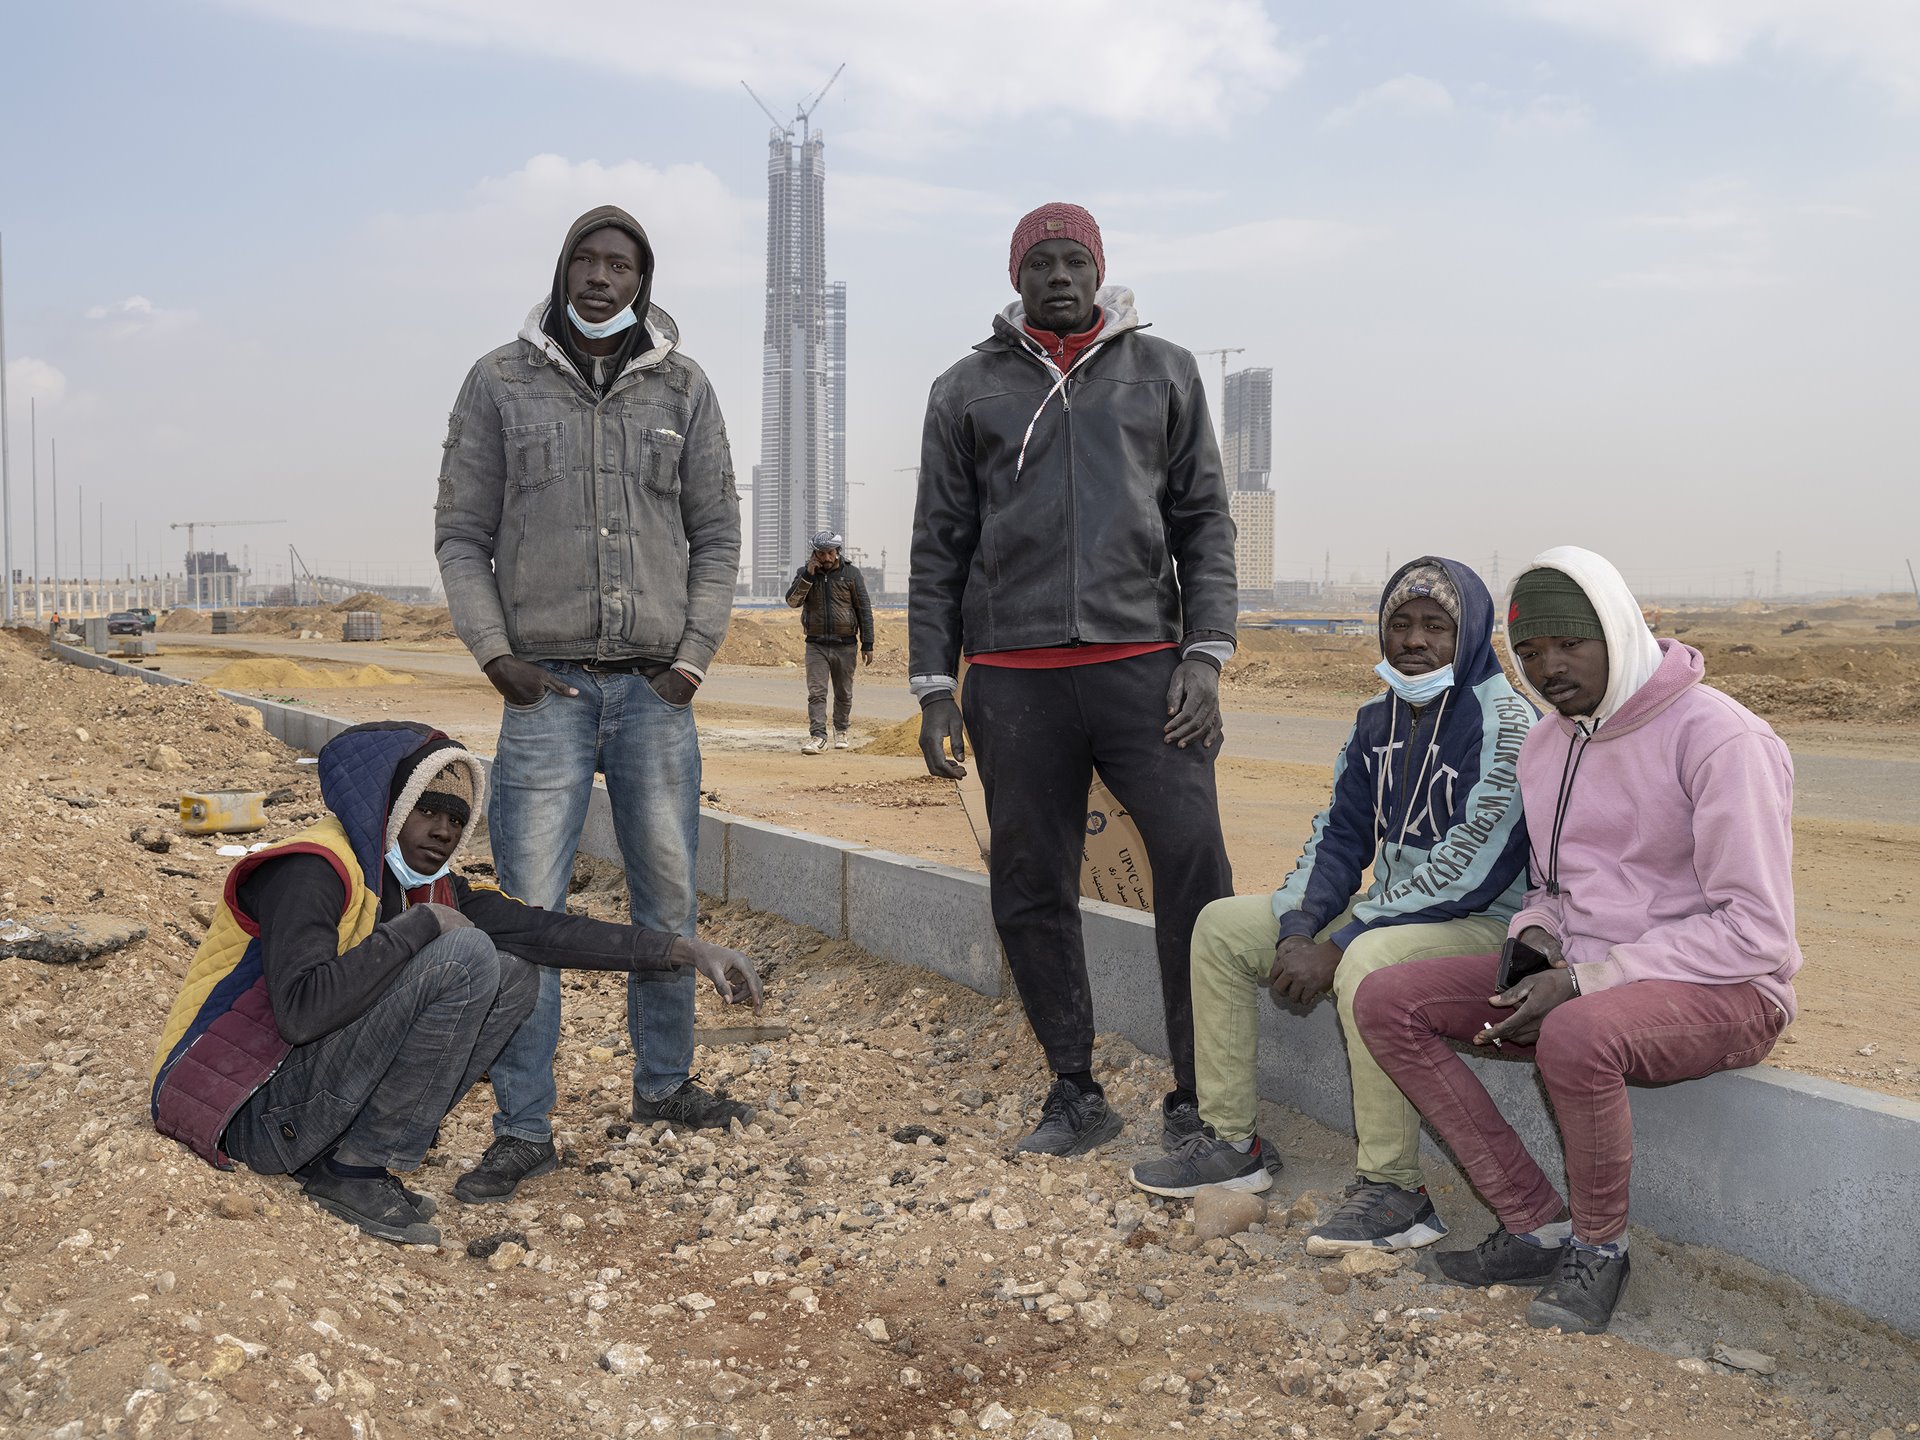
left=2, top=628, right=1917, bottom=1438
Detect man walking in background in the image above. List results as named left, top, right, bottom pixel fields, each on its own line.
left=435, top=204, right=745, bottom=1204
left=786, top=528, right=874, bottom=753
left=909, top=201, right=1238, bottom=1157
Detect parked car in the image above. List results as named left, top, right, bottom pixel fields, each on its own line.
left=107, top=611, right=144, bottom=636
left=132, top=607, right=158, bottom=631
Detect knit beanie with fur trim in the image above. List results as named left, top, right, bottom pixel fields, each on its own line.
left=386, top=741, right=485, bottom=853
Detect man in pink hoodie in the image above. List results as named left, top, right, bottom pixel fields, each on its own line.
left=1352, top=546, right=1800, bottom=1335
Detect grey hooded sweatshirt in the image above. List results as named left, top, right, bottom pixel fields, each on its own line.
left=435, top=206, right=741, bottom=677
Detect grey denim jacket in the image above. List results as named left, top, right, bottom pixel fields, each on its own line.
left=434, top=301, right=741, bottom=676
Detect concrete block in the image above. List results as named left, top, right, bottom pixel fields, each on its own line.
left=1079, top=900, right=1166, bottom=1056
left=846, top=848, right=1003, bottom=997
left=696, top=809, right=729, bottom=902
left=575, top=780, right=623, bottom=873
left=725, top=817, right=854, bottom=940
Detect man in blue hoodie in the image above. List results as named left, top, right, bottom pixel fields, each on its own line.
left=1130, top=559, right=1533, bottom=1255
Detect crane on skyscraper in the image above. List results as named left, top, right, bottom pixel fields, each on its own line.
left=742, top=63, right=846, bottom=143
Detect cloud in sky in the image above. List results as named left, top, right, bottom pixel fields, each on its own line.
left=82, top=295, right=196, bottom=338
left=1506, top=0, right=1920, bottom=102
left=359, top=153, right=761, bottom=304
left=5, top=357, right=67, bottom=407
left=1113, top=216, right=1373, bottom=277
left=1324, top=74, right=1455, bottom=128
left=218, top=0, right=1302, bottom=132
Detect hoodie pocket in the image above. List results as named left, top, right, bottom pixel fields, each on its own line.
left=505, top=421, right=565, bottom=493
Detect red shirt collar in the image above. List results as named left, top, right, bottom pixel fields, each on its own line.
left=1021, top=307, right=1104, bottom=374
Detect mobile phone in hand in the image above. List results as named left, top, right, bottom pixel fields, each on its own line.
left=1495, top=935, right=1553, bottom=992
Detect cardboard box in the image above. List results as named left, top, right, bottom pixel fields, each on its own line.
left=956, top=764, right=1154, bottom=913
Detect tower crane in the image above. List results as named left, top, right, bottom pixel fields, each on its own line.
left=1194, top=347, right=1246, bottom=396
left=742, top=63, right=846, bottom=143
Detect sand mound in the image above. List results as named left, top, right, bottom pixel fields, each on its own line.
left=156, top=608, right=209, bottom=634
left=864, top=713, right=927, bottom=757
left=204, top=658, right=417, bottom=692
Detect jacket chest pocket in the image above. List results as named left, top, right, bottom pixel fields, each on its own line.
left=504, top=421, right=565, bottom=492
left=631, top=427, right=686, bottom=497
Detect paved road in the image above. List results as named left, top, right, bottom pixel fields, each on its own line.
left=168, top=632, right=1915, bottom=825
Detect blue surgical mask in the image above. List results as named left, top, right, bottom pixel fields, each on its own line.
left=386, top=841, right=451, bottom=890
left=566, top=301, right=639, bottom=341
left=1375, top=658, right=1455, bottom=706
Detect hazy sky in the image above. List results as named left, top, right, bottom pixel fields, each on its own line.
left=3, top=0, right=1917, bottom=599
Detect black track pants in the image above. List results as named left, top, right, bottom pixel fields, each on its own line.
left=962, top=649, right=1232, bottom=1093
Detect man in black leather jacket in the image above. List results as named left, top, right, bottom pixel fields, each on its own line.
left=908, top=202, right=1238, bottom=1157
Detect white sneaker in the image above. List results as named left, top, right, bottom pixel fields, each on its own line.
left=801, top=735, right=826, bottom=755
left=833, top=730, right=851, bottom=750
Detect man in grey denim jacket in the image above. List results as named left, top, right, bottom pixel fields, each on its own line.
left=434, top=205, right=745, bottom=1204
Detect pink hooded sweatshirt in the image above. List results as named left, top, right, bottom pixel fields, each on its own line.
left=1508, top=549, right=1801, bottom=1020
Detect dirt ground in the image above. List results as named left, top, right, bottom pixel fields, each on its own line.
left=3, top=630, right=1918, bottom=1439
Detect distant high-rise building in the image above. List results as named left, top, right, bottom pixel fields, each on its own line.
left=1222, top=366, right=1274, bottom=596
left=827, top=281, right=847, bottom=542
left=1223, top=366, right=1273, bottom=493
left=750, top=118, right=847, bottom=597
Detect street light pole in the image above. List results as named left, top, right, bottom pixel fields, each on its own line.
left=0, top=231, right=13, bottom=626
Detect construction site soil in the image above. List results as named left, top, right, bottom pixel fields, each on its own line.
left=3, top=624, right=1916, bottom=1438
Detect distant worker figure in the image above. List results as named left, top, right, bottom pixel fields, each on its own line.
left=909, top=202, right=1239, bottom=1157
left=435, top=204, right=746, bottom=1205
left=786, top=528, right=874, bottom=754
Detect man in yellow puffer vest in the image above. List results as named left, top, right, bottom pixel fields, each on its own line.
left=151, top=721, right=762, bottom=1245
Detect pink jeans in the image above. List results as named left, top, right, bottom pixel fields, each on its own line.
left=1352, top=952, right=1785, bottom=1243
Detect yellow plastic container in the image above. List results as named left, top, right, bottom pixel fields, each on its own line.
left=179, top=790, right=268, bottom=836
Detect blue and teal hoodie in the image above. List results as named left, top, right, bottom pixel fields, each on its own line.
left=1272, top=557, right=1534, bottom=946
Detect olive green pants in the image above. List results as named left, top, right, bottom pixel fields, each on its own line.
left=1190, top=893, right=1509, bottom=1192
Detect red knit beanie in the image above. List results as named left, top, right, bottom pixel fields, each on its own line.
left=1008, top=202, right=1105, bottom=289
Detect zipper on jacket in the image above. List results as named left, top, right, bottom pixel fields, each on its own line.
left=1063, top=378, right=1080, bottom=641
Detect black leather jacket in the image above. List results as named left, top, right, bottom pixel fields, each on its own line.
left=907, top=291, right=1237, bottom=695
left=786, top=561, right=874, bottom=647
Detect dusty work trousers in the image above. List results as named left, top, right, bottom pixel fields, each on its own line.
left=1190, top=894, right=1509, bottom=1190
left=225, top=930, right=539, bottom=1175
left=962, top=650, right=1232, bottom=1094
left=1353, top=952, right=1786, bottom=1243
left=805, top=640, right=858, bottom=738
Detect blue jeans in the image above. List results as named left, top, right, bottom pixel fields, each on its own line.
left=484, top=663, right=701, bottom=1141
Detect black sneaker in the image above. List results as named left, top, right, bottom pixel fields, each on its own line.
left=632, top=1079, right=755, bottom=1131
left=300, top=1154, right=437, bottom=1220
left=1305, top=1177, right=1448, bottom=1256
left=301, top=1166, right=441, bottom=1246
left=1527, top=1247, right=1631, bottom=1334
left=1417, top=1226, right=1567, bottom=1287
left=1128, top=1128, right=1276, bottom=1198
left=1160, top=1093, right=1206, bottom=1151
left=1014, top=1078, right=1124, bottom=1157
left=453, top=1135, right=559, bottom=1205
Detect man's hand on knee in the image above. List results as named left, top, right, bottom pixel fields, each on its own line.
left=672, top=936, right=764, bottom=1013
left=420, top=902, right=476, bottom=933
left=1269, top=935, right=1342, bottom=1006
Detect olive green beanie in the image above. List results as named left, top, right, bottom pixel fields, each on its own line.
left=1508, top=568, right=1604, bottom=644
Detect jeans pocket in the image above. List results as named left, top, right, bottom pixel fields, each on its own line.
left=503, top=689, right=556, bottom=714
left=259, top=1089, right=360, bottom=1171
left=639, top=673, right=694, bottom=712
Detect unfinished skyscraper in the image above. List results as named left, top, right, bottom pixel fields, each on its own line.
left=747, top=71, right=848, bottom=597
left=1223, top=367, right=1275, bottom=596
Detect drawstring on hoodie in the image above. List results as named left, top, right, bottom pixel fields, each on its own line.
left=1011, top=335, right=1110, bottom=483
left=1541, top=720, right=1594, bottom=896
left=1373, top=691, right=1452, bottom=874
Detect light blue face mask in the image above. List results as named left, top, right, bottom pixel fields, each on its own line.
left=567, top=300, right=640, bottom=341
left=386, top=841, right=452, bottom=891
left=1375, top=658, right=1455, bottom=706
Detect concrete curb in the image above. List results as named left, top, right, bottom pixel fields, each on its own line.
left=55, top=642, right=1920, bottom=1336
